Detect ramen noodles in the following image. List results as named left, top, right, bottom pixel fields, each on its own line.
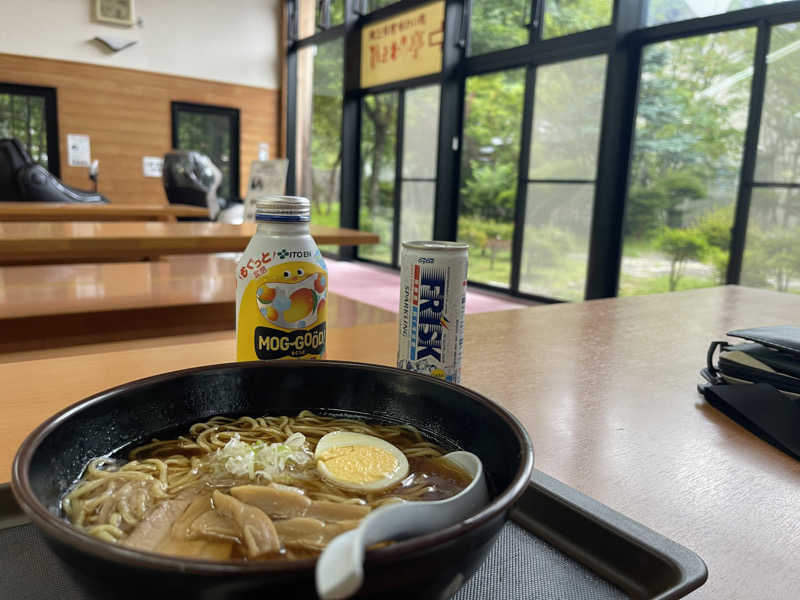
left=61, top=411, right=472, bottom=561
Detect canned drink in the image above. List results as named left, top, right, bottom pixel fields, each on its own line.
left=397, top=241, right=468, bottom=383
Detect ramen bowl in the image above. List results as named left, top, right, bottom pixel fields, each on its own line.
left=11, top=361, right=534, bottom=599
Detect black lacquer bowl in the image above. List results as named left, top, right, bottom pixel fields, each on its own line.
left=11, top=361, right=534, bottom=599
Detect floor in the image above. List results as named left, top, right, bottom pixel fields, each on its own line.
left=325, top=258, right=537, bottom=314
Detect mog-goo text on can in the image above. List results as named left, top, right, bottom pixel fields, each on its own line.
left=397, top=241, right=468, bottom=383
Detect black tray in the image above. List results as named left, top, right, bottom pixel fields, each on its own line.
left=0, top=470, right=706, bottom=599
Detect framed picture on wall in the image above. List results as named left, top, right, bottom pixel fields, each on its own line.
left=94, top=0, right=136, bottom=27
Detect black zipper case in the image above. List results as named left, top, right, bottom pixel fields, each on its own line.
left=699, top=326, right=800, bottom=460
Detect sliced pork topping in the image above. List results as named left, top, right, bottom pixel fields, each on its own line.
left=273, top=517, right=360, bottom=551
left=170, top=494, right=213, bottom=540
left=212, top=490, right=280, bottom=557
left=190, top=510, right=240, bottom=542
left=124, top=493, right=197, bottom=552
left=156, top=536, right=233, bottom=560
left=230, top=484, right=312, bottom=519
left=305, top=500, right=370, bottom=522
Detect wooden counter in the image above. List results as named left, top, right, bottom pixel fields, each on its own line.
left=1, top=285, right=799, bottom=598
left=0, top=202, right=209, bottom=222
left=0, top=221, right=379, bottom=265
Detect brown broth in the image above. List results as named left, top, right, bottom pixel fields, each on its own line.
left=65, top=413, right=475, bottom=562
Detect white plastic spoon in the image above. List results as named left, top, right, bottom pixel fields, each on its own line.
left=315, top=450, right=488, bottom=600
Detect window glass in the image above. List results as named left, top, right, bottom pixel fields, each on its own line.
left=174, top=107, right=238, bottom=203
left=741, top=187, right=800, bottom=292
left=402, top=85, right=439, bottom=180
left=400, top=181, right=436, bottom=244
left=0, top=92, right=48, bottom=168
left=743, top=22, right=800, bottom=294
left=457, top=69, right=525, bottom=288
left=520, top=55, right=607, bottom=300
left=296, top=40, right=343, bottom=252
left=619, top=29, right=756, bottom=296
left=754, top=22, right=800, bottom=184
left=520, top=183, right=594, bottom=299
left=400, top=85, right=440, bottom=246
left=528, top=55, right=607, bottom=180
left=468, top=0, right=530, bottom=57
left=542, top=0, right=613, bottom=40
left=329, top=0, right=344, bottom=26
left=646, top=0, right=789, bottom=27
left=360, top=92, right=399, bottom=264
left=367, top=0, right=398, bottom=12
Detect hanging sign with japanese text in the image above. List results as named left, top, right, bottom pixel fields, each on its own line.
left=360, top=1, right=445, bottom=88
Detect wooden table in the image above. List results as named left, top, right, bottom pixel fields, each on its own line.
left=2, top=285, right=799, bottom=598
left=0, top=222, right=379, bottom=265
left=0, top=202, right=209, bottom=222
left=0, top=255, right=395, bottom=352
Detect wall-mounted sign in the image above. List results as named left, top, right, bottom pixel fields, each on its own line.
left=142, top=156, right=164, bottom=177
left=243, top=159, right=289, bottom=222
left=361, top=0, right=445, bottom=88
left=66, top=134, right=91, bottom=167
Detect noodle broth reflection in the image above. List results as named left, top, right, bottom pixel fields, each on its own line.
left=62, top=411, right=472, bottom=561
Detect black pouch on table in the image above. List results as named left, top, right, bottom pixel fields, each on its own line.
left=699, top=326, right=800, bottom=461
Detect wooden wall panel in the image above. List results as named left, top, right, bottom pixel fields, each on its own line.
left=0, top=53, right=279, bottom=205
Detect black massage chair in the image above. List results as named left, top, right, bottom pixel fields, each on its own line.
left=162, top=150, right=224, bottom=220
left=0, top=138, right=107, bottom=203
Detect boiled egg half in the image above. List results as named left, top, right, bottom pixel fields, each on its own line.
left=315, top=431, right=409, bottom=493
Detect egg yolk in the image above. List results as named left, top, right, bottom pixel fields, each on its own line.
left=317, top=445, right=400, bottom=485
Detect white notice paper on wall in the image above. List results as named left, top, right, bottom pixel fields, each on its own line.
left=66, top=134, right=91, bottom=167
left=243, top=160, right=289, bottom=222
left=142, top=156, right=164, bottom=177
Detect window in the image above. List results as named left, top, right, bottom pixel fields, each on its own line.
left=359, top=91, right=399, bottom=264
left=357, top=84, right=441, bottom=266
left=329, top=0, right=345, bottom=26
left=399, top=85, right=440, bottom=246
left=365, top=0, right=398, bottom=12
left=742, top=188, right=800, bottom=291
left=171, top=102, right=240, bottom=204
left=646, top=0, right=792, bottom=27
left=467, top=0, right=613, bottom=54
left=0, top=83, right=59, bottom=176
left=620, top=29, right=756, bottom=296
left=742, top=21, right=800, bottom=292
left=542, top=0, right=613, bottom=39
left=457, top=69, right=526, bottom=289
left=468, top=0, right=530, bottom=56
left=296, top=39, right=344, bottom=253
left=519, top=54, right=608, bottom=300
left=285, top=0, right=800, bottom=302
left=296, top=0, right=344, bottom=39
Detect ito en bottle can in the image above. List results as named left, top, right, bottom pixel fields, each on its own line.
left=235, top=196, right=328, bottom=361
left=397, top=241, right=468, bottom=384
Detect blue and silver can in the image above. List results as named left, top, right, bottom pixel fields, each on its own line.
left=397, top=241, right=468, bottom=384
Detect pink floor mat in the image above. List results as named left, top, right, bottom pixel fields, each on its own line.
left=325, top=258, right=535, bottom=314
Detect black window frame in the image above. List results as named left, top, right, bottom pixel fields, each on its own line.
left=170, top=101, right=241, bottom=203
left=0, top=82, right=60, bottom=177
left=357, top=82, right=442, bottom=268
left=629, top=2, right=800, bottom=290
left=286, top=0, right=800, bottom=302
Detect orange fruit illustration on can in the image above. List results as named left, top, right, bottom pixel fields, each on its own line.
left=255, top=261, right=327, bottom=329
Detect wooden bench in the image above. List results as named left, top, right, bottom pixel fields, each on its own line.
left=0, top=255, right=395, bottom=352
